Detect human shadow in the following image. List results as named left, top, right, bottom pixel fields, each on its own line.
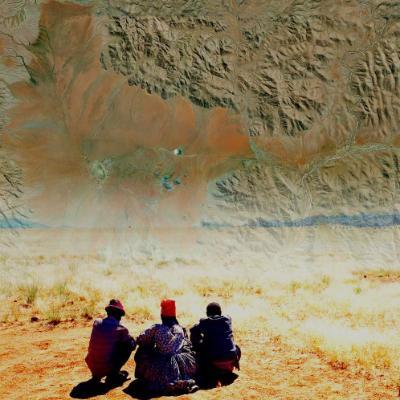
left=198, top=372, right=239, bottom=391
left=70, top=380, right=110, bottom=399
left=123, top=379, right=183, bottom=400
left=70, top=375, right=130, bottom=399
left=123, top=379, right=165, bottom=400
left=123, top=373, right=238, bottom=399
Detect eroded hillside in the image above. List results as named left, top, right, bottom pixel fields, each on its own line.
left=1, top=0, right=400, bottom=226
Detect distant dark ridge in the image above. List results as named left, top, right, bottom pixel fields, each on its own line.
left=0, top=218, right=46, bottom=229
left=2, top=213, right=399, bottom=229
left=202, top=212, right=400, bottom=229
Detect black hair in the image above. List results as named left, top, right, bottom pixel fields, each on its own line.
left=161, top=316, right=179, bottom=328
left=206, top=302, right=222, bottom=317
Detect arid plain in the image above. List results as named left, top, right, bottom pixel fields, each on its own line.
left=0, top=226, right=399, bottom=399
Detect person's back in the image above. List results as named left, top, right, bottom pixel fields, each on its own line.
left=134, top=299, right=198, bottom=394
left=193, top=315, right=236, bottom=360
left=85, top=299, right=136, bottom=382
left=190, top=302, right=241, bottom=377
left=137, top=322, right=185, bottom=355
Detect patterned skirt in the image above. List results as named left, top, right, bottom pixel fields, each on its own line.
left=134, top=343, right=197, bottom=392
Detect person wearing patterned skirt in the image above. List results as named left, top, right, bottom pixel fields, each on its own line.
left=134, top=299, right=198, bottom=394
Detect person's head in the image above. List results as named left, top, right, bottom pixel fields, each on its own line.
left=105, top=299, right=125, bottom=321
left=206, top=302, right=222, bottom=317
left=160, top=299, right=178, bottom=327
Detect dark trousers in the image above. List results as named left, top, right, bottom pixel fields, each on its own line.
left=110, top=341, right=133, bottom=375
left=198, top=345, right=241, bottom=375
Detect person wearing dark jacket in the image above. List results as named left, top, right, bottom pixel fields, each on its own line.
left=190, top=302, right=241, bottom=381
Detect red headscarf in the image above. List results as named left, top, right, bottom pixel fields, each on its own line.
left=160, top=299, right=176, bottom=317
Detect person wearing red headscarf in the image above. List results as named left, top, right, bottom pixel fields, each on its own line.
left=85, top=299, right=136, bottom=384
left=134, top=299, right=198, bottom=394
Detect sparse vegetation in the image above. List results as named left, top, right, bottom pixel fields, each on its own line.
left=19, top=282, right=39, bottom=304
left=356, top=269, right=400, bottom=283
left=44, top=304, right=62, bottom=325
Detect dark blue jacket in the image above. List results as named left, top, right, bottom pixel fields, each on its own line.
left=190, top=315, right=236, bottom=360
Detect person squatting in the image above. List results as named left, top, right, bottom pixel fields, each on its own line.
left=84, top=298, right=241, bottom=395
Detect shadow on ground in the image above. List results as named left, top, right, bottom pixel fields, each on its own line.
left=123, top=373, right=239, bottom=399
left=199, top=372, right=239, bottom=391
left=123, top=380, right=163, bottom=400
left=70, top=376, right=129, bottom=399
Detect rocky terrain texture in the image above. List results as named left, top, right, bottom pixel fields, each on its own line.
left=1, top=1, right=400, bottom=226
left=0, top=0, right=39, bottom=230
left=101, top=0, right=400, bottom=223
left=0, top=1, right=251, bottom=228
left=103, top=1, right=399, bottom=141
